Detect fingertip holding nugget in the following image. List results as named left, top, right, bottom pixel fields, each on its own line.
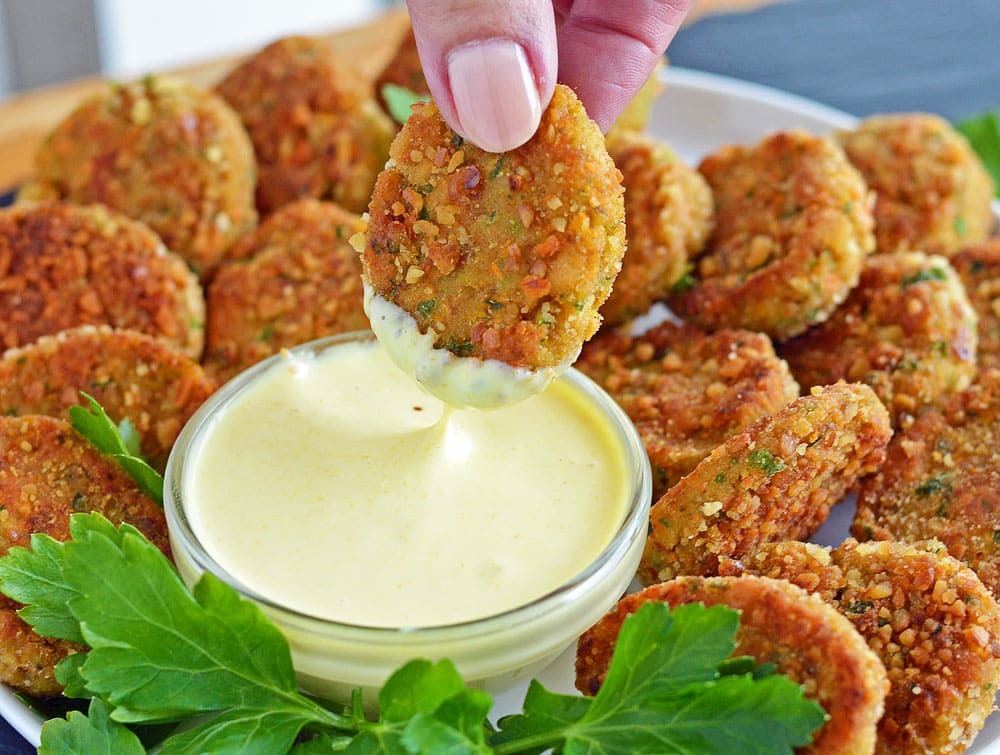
left=361, top=84, right=626, bottom=408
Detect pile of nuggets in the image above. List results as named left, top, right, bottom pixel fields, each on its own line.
left=0, top=17, right=998, bottom=754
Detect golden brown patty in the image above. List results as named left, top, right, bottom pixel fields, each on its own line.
left=575, top=320, right=798, bottom=501
left=576, top=576, right=889, bottom=755
left=0, top=415, right=168, bottom=697
left=217, top=35, right=394, bottom=215
left=19, top=75, right=257, bottom=277
left=0, top=202, right=204, bottom=358
left=952, top=239, right=1000, bottom=371
left=725, top=539, right=1000, bottom=755
left=600, top=132, right=714, bottom=325
left=779, top=251, right=978, bottom=428
left=373, top=26, right=429, bottom=117
left=361, top=84, right=625, bottom=371
left=836, top=113, right=996, bottom=256
left=639, top=382, right=891, bottom=584
left=204, top=199, right=369, bottom=383
left=0, top=325, right=215, bottom=471
left=670, top=130, right=875, bottom=340
left=853, top=368, right=1000, bottom=597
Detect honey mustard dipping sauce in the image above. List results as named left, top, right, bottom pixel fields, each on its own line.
left=178, top=333, right=633, bottom=629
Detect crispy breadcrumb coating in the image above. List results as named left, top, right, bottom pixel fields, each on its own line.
left=952, top=239, right=1000, bottom=371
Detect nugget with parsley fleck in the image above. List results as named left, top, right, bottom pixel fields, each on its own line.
left=576, top=321, right=798, bottom=501
left=0, top=415, right=169, bottom=697
left=0, top=202, right=204, bottom=358
left=361, top=84, right=625, bottom=386
left=18, top=75, right=257, bottom=277
left=854, top=369, right=1000, bottom=598
left=670, top=130, right=874, bottom=340
left=577, top=575, right=889, bottom=755
left=836, top=113, right=996, bottom=256
left=639, top=382, right=891, bottom=585
left=779, top=251, right=978, bottom=428
left=0, top=326, right=215, bottom=471
left=204, top=199, right=368, bottom=382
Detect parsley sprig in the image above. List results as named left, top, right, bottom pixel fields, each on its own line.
left=382, top=84, right=431, bottom=125
left=0, top=514, right=825, bottom=754
left=957, top=110, right=1000, bottom=197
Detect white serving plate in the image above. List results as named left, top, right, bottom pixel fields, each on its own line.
left=2, top=66, right=999, bottom=753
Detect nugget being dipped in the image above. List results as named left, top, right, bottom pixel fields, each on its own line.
left=360, top=84, right=626, bottom=407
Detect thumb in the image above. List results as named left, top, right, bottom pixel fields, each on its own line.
left=405, top=0, right=557, bottom=152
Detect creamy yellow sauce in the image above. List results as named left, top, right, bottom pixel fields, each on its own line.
left=184, top=339, right=630, bottom=628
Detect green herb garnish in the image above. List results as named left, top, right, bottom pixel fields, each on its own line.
left=382, top=83, right=431, bottom=125
left=69, top=393, right=163, bottom=505
left=416, top=299, right=436, bottom=318
left=747, top=449, right=787, bottom=477
left=0, top=513, right=826, bottom=754
left=671, top=271, right=698, bottom=293
left=901, top=267, right=947, bottom=287
left=956, top=110, right=1000, bottom=196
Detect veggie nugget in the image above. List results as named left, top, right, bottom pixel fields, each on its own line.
left=0, top=326, right=216, bottom=471
left=779, top=251, right=978, bottom=428
left=724, top=539, right=1000, bottom=755
left=601, top=132, right=714, bottom=325
left=204, top=199, right=369, bottom=382
left=0, top=415, right=168, bottom=697
left=361, top=84, right=625, bottom=402
left=577, top=576, right=889, bottom=755
left=854, top=368, right=1000, bottom=598
left=836, top=113, right=996, bottom=256
left=576, top=321, right=798, bottom=501
left=670, top=130, right=875, bottom=341
left=639, top=382, right=891, bottom=585
left=19, top=75, right=257, bottom=277
left=0, top=202, right=205, bottom=358
left=217, top=35, right=395, bottom=216
left=952, top=239, right=1000, bottom=371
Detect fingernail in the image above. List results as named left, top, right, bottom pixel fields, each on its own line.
left=447, top=39, right=541, bottom=153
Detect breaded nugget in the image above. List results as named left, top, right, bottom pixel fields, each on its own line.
left=373, top=26, right=429, bottom=117
left=0, top=415, right=168, bottom=696
left=779, top=251, right=978, bottom=428
left=952, top=239, right=1000, bottom=371
left=576, top=321, right=798, bottom=500
left=836, top=113, right=996, bottom=256
left=639, top=382, right=891, bottom=584
left=19, top=75, right=256, bottom=277
left=361, top=84, right=625, bottom=407
left=0, top=326, right=215, bottom=471
left=576, top=575, right=888, bottom=755
left=724, top=539, right=1000, bottom=754
left=204, top=199, right=368, bottom=383
left=217, top=35, right=395, bottom=215
left=670, top=130, right=874, bottom=341
left=600, top=132, right=714, bottom=325
left=719, top=540, right=846, bottom=603
left=853, top=369, right=1000, bottom=597
left=0, top=202, right=204, bottom=358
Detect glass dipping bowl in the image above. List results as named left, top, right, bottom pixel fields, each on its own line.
left=165, top=331, right=651, bottom=704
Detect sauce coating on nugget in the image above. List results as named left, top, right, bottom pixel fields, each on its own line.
left=217, top=35, right=395, bottom=216
left=361, top=84, right=625, bottom=407
left=576, top=321, right=798, bottom=501
left=639, top=382, right=891, bottom=584
left=601, top=132, right=714, bottom=325
left=577, top=576, right=888, bottom=755
left=854, top=369, right=1000, bottom=598
left=0, top=203, right=204, bottom=358
left=726, top=539, right=1000, bottom=755
left=204, top=199, right=368, bottom=382
left=952, top=239, right=1000, bottom=371
left=836, top=113, right=996, bottom=256
left=19, top=76, right=257, bottom=277
left=0, top=326, right=215, bottom=471
left=779, top=251, right=978, bottom=428
left=671, top=130, right=874, bottom=341
left=0, top=415, right=168, bottom=697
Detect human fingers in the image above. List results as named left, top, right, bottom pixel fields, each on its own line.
left=406, top=0, right=558, bottom=152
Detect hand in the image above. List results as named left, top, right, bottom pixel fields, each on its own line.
left=406, top=0, right=694, bottom=152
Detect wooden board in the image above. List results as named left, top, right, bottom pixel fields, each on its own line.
left=0, top=1, right=782, bottom=193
